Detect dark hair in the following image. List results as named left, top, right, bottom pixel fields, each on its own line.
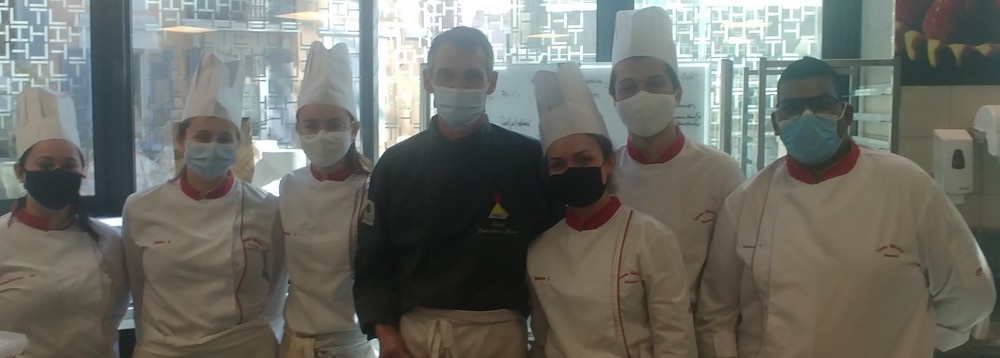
left=608, top=57, right=682, bottom=98
left=585, top=133, right=615, bottom=161
left=777, top=57, right=840, bottom=95
left=341, top=113, right=373, bottom=175
left=428, top=26, right=495, bottom=72
left=16, top=146, right=99, bottom=240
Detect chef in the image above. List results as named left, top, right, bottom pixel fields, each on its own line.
left=695, top=57, right=996, bottom=357
left=527, top=62, right=696, bottom=358
left=277, top=41, right=375, bottom=358
left=353, top=26, right=561, bottom=358
left=0, top=86, right=129, bottom=358
left=123, top=51, right=288, bottom=358
left=609, top=6, right=744, bottom=309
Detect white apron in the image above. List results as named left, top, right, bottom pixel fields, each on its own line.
left=0, top=215, right=128, bottom=358
left=278, top=168, right=374, bottom=358
left=527, top=202, right=696, bottom=358
left=399, top=307, right=527, bottom=358
left=696, top=147, right=996, bottom=358
left=613, top=138, right=745, bottom=303
left=123, top=179, right=288, bottom=357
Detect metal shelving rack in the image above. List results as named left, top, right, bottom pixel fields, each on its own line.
left=734, top=57, right=901, bottom=174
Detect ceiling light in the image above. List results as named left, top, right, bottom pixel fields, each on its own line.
left=527, top=33, right=570, bottom=39
left=275, top=11, right=328, bottom=21
left=161, top=26, right=216, bottom=33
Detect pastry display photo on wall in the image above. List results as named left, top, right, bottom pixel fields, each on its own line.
left=895, top=0, right=1000, bottom=85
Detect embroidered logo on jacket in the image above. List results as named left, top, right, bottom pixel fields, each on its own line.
left=693, top=209, right=717, bottom=224
left=876, top=244, right=904, bottom=258
left=618, top=271, right=641, bottom=284
left=361, top=200, right=375, bottom=226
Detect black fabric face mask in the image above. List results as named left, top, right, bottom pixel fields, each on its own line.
left=24, top=169, right=83, bottom=210
left=549, top=166, right=606, bottom=208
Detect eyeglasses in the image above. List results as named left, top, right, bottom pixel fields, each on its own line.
left=774, top=95, right=844, bottom=119
left=775, top=96, right=847, bottom=129
left=298, top=120, right=353, bottom=135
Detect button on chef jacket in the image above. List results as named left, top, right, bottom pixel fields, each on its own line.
left=695, top=143, right=996, bottom=358
left=613, top=128, right=744, bottom=304
left=0, top=204, right=129, bottom=358
left=353, top=116, right=562, bottom=336
left=123, top=173, right=288, bottom=356
left=528, top=197, right=696, bottom=358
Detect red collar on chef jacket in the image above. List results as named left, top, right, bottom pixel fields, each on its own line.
left=786, top=142, right=861, bottom=184
left=180, top=171, right=235, bottom=200
left=10, top=201, right=76, bottom=231
left=626, top=127, right=686, bottom=164
left=565, top=197, right=622, bottom=231
left=310, top=164, right=353, bottom=181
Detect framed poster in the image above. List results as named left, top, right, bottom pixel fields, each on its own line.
left=895, top=0, right=1000, bottom=85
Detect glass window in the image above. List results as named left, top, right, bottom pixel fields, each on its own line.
left=132, top=0, right=361, bottom=193
left=0, top=0, right=96, bottom=199
left=377, top=0, right=598, bottom=157
left=635, top=0, right=822, bottom=173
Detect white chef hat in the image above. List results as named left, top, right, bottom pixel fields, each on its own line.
left=181, top=51, right=245, bottom=126
left=298, top=41, right=357, bottom=119
left=15, top=86, right=82, bottom=158
left=535, top=62, right=610, bottom=151
left=612, top=6, right=677, bottom=71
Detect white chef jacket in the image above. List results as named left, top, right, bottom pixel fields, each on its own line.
left=528, top=198, right=696, bottom=358
left=0, top=208, right=129, bottom=358
left=279, top=167, right=369, bottom=344
left=696, top=143, right=996, bottom=358
left=613, top=130, right=745, bottom=303
left=123, top=174, right=288, bottom=357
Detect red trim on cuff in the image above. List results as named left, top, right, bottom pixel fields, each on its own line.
left=565, top=197, right=623, bottom=231
left=786, top=142, right=861, bottom=184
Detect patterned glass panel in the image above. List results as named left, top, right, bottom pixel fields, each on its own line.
left=132, top=0, right=361, bottom=191
left=635, top=0, right=822, bottom=168
left=377, top=0, right=598, bottom=155
left=0, top=0, right=95, bottom=198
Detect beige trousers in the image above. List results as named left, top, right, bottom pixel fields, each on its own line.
left=399, top=307, right=528, bottom=358
left=279, top=327, right=376, bottom=358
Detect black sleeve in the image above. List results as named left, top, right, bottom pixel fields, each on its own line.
left=352, top=158, right=401, bottom=338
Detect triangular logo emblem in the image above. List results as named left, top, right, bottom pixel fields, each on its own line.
left=489, top=202, right=509, bottom=220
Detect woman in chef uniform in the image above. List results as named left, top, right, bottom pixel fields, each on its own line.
left=277, top=41, right=375, bottom=358
left=123, top=51, right=288, bottom=358
left=0, top=86, right=129, bottom=358
left=526, top=62, right=696, bottom=358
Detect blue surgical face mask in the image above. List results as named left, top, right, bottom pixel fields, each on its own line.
left=779, top=109, right=844, bottom=166
left=184, top=142, right=237, bottom=180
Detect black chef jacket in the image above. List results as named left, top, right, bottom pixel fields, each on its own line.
left=354, top=116, right=562, bottom=337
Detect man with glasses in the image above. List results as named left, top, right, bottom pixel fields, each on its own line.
left=695, top=56, right=995, bottom=358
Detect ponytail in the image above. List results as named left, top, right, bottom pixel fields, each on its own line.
left=346, top=144, right=374, bottom=175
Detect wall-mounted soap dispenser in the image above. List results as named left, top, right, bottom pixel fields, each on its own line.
left=933, top=129, right=974, bottom=204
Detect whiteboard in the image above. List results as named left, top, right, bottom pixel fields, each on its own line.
left=422, top=62, right=712, bottom=148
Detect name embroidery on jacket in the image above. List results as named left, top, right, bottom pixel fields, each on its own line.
left=0, top=274, right=36, bottom=287
left=876, top=244, right=904, bottom=258
left=693, top=209, right=717, bottom=224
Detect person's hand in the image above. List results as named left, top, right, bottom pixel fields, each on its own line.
left=376, top=324, right=414, bottom=358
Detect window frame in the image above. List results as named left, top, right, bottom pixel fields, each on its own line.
left=0, top=0, right=859, bottom=217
